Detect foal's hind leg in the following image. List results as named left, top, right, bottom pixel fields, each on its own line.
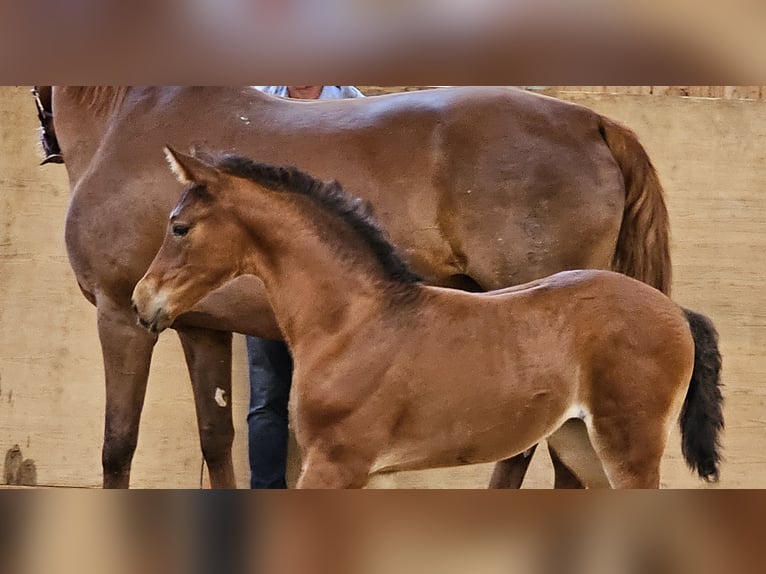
left=587, top=417, right=667, bottom=489
left=97, top=298, right=158, bottom=488
left=177, top=327, right=236, bottom=489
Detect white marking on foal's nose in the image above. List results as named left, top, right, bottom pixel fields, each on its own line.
left=139, top=287, right=171, bottom=327
left=153, top=288, right=170, bottom=308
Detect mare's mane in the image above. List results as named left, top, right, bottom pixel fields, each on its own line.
left=215, top=154, right=423, bottom=286
left=64, top=87, right=128, bottom=116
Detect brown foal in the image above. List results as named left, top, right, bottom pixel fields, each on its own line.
left=133, top=149, right=723, bottom=488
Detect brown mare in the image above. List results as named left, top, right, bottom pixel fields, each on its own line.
left=49, top=86, right=671, bottom=488
left=133, top=149, right=723, bottom=488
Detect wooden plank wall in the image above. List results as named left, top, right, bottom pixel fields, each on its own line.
left=548, top=86, right=766, bottom=100
left=362, top=86, right=766, bottom=100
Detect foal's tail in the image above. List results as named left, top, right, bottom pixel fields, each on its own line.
left=600, top=116, right=672, bottom=296
left=680, top=308, right=724, bottom=482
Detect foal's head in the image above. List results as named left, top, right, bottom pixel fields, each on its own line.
left=133, top=146, right=422, bottom=333
left=132, top=147, right=256, bottom=332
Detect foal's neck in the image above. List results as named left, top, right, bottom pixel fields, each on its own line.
left=232, top=188, right=419, bottom=351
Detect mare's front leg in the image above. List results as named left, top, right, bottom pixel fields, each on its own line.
left=177, top=327, right=237, bottom=488
left=98, top=297, right=158, bottom=488
left=177, top=327, right=236, bottom=489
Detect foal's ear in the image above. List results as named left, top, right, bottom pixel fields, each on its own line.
left=164, top=145, right=219, bottom=186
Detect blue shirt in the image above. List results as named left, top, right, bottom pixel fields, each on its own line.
left=256, top=86, right=365, bottom=99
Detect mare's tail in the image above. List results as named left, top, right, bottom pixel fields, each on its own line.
left=600, top=116, right=672, bottom=295
left=680, top=308, right=724, bottom=482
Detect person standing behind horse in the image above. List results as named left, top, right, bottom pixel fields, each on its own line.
left=256, top=85, right=364, bottom=100
left=247, top=85, right=365, bottom=488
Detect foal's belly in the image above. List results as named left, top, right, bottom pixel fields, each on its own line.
left=369, top=404, right=579, bottom=475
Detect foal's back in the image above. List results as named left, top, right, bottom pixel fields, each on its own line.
left=416, top=269, right=694, bottom=402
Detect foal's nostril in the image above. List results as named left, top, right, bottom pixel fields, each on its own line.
left=131, top=301, right=148, bottom=328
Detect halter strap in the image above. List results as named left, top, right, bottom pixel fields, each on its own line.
left=31, top=86, right=64, bottom=165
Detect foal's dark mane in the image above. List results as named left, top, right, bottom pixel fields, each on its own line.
left=215, top=154, right=423, bottom=285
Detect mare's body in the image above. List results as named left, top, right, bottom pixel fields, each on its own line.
left=52, top=86, right=670, bottom=487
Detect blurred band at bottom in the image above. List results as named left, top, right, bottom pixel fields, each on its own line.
left=0, top=491, right=762, bottom=574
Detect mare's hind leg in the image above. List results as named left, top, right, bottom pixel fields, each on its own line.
left=177, top=327, right=236, bottom=489
left=549, top=445, right=587, bottom=489
left=489, top=445, right=585, bottom=489
left=486, top=437, right=588, bottom=490
left=97, top=298, right=158, bottom=488
left=488, top=447, right=537, bottom=488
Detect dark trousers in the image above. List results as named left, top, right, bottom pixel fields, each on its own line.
left=246, top=335, right=293, bottom=489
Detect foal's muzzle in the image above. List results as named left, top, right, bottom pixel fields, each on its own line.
left=131, top=302, right=151, bottom=329
left=132, top=299, right=170, bottom=334
left=131, top=279, right=173, bottom=334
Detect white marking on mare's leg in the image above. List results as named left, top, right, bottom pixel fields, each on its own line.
left=214, top=387, right=227, bottom=407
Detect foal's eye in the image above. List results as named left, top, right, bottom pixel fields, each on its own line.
left=172, top=223, right=190, bottom=237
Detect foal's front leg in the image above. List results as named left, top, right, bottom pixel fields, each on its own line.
left=296, top=446, right=372, bottom=489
